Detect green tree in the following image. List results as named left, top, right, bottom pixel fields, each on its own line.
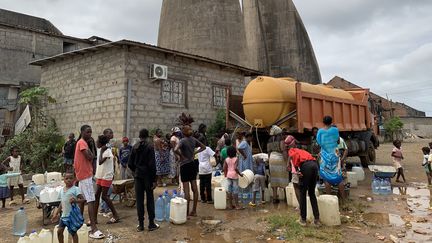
left=207, top=109, right=226, bottom=148
left=384, top=117, right=404, bottom=141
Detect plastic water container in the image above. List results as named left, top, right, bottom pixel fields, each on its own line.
left=170, top=197, right=187, bottom=224
left=166, top=191, right=176, bottom=222
left=352, top=166, right=365, bottom=181
left=155, top=195, right=165, bottom=222
left=29, top=230, right=40, bottom=242
left=13, top=207, right=27, bottom=236
left=38, top=229, right=52, bottom=243
left=380, top=178, right=392, bottom=195
left=47, top=172, right=62, bottom=183
left=238, top=170, right=254, bottom=189
left=53, top=225, right=69, bottom=243
left=372, top=177, right=380, bottom=195
left=49, top=188, right=61, bottom=202
left=214, top=187, right=227, bottom=209
left=346, top=172, right=358, bottom=187
left=17, top=236, right=31, bottom=243
left=317, top=195, right=341, bottom=226
left=39, top=188, right=51, bottom=203
left=285, top=184, right=298, bottom=207
left=77, top=225, right=88, bottom=243
left=32, top=174, right=45, bottom=185
left=264, top=188, right=272, bottom=202
left=277, top=187, right=285, bottom=200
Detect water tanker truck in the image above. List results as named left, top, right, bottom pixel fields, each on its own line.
left=228, top=76, right=379, bottom=167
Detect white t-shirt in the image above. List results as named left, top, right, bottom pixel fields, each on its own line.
left=95, top=148, right=114, bottom=180
left=198, top=147, right=215, bottom=175
left=423, top=154, right=429, bottom=166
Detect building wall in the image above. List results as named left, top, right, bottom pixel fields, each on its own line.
left=126, top=46, right=248, bottom=138
left=0, top=25, right=93, bottom=86
left=40, top=47, right=127, bottom=138
left=400, top=117, right=432, bottom=138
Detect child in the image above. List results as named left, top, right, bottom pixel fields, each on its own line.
left=2, top=146, right=29, bottom=205
left=0, top=164, right=20, bottom=208
left=392, top=140, right=406, bottom=183
left=249, top=157, right=266, bottom=207
left=51, top=172, right=85, bottom=243
left=119, top=137, right=133, bottom=180
left=197, top=137, right=216, bottom=203
left=94, top=135, right=120, bottom=224
left=422, top=147, right=432, bottom=186
left=223, top=146, right=243, bottom=210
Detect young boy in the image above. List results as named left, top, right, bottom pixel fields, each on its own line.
left=2, top=146, right=28, bottom=205
left=422, top=147, right=432, bottom=186
left=249, top=157, right=266, bottom=207
left=392, top=140, right=406, bottom=183
left=197, top=137, right=216, bottom=203
left=52, top=173, right=85, bottom=243
left=119, top=137, right=133, bottom=179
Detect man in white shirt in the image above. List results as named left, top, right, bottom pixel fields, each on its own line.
left=198, top=137, right=216, bottom=203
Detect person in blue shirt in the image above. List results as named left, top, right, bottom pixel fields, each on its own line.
left=249, top=157, right=266, bottom=206
left=119, top=137, right=133, bottom=179
left=237, top=132, right=254, bottom=172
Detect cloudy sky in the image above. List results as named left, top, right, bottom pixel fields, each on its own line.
left=2, top=0, right=431, bottom=115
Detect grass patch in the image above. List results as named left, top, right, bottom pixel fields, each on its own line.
left=267, top=214, right=342, bottom=242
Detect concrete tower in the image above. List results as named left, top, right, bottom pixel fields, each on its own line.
left=243, top=0, right=322, bottom=84
left=158, top=0, right=248, bottom=67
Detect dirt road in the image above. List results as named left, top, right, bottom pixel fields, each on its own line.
left=1, top=140, right=431, bottom=243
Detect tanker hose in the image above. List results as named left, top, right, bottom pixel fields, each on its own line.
left=255, top=126, right=263, bottom=153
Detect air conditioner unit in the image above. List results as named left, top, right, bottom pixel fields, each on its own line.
left=150, top=64, right=168, bottom=80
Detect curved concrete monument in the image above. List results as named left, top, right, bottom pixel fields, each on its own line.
left=158, top=0, right=248, bottom=68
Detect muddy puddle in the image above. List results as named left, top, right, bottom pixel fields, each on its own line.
left=362, top=212, right=405, bottom=227
left=392, top=184, right=432, bottom=242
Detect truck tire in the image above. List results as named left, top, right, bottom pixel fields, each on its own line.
left=360, top=143, right=376, bottom=167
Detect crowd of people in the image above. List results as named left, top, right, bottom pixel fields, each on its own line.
left=4, top=114, right=431, bottom=242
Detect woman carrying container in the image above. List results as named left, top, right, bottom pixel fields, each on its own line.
left=267, top=125, right=289, bottom=204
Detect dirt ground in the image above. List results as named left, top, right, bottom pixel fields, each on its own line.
left=1, top=140, right=431, bottom=243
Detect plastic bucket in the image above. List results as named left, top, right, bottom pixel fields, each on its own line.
left=238, top=169, right=254, bottom=189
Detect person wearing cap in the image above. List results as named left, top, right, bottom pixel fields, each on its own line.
left=119, top=137, right=133, bottom=179
left=285, top=135, right=321, bottom=227
left=267, top=125, right=289, bottom=204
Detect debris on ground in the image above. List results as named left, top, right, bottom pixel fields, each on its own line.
left=389, top=234, right=399, bottom=243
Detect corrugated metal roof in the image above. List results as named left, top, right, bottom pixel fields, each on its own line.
left=30, top=39, right=262, bottom=76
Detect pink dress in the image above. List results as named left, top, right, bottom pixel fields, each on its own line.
left=392, top=147, right=403, bottom=169
left=226, top=157, right=239, bottom=179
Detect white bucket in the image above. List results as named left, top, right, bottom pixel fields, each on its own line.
left=318, top=195, right=341, bottom=226
left=277, top=187, right=285, bottom=200
left=264, top=188, right=272, bottom=202
left=32, top=174, right=45, bottom=185
left=285, top=183, right=299, bottom=207
left=170, top=197, right=187, bottom=224
left=238, top=169, right=254, bottom=189
left=214, top=187, right=227, bottom=210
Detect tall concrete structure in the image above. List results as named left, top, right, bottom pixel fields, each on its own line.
left=243, top=0, right=321, bottom=84
left=158, top=0, right=248, bottom=68
left=158, top=0, right=322, bottom=84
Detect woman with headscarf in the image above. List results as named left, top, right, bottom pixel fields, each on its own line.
left=153, top=129, right=170, bottom=186
left=267, top=125, right=289, bottom=204
left=316, top=116, right=344, bottom=199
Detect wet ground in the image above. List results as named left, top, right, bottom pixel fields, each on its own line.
left=2, top=140, right=432, bottom=243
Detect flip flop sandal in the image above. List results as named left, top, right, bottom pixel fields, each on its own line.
left=107, top=217, right=120, bottom=224
left=22, top=199, right=30, bottom=204
left=89, top=230, right=105, bottom=239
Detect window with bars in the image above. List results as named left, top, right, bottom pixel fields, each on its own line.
left=213, top=86, right=227, bottom=107
left=161, top=80, right=185, bottom=105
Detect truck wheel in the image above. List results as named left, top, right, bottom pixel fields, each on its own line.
left=360, top=155, right=369, bottom=168
left=368, top=143, right=376, bottom=164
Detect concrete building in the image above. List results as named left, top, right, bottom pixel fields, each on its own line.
left=158, top=0, right=248, bottom=68
left=243, top=0, right=321, bottom=84
left=0, top=8, right=109, bottom=140
left=328, top=76, right=426, bottom=124
left=400, top=117, right=432, bottom=138
left=31, top=40, right=260, bottom=140
left=158, top=0, right=321, bottom=84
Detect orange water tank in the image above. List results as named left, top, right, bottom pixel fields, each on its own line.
left=242, top=76, right=355, bottom=128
